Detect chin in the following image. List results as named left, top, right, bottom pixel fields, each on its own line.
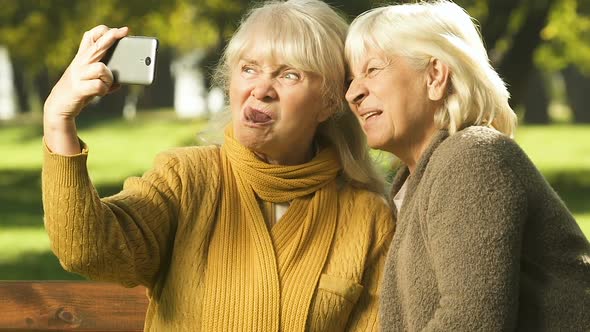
left=367, top=138, right=390, bottom=152
left=234, top=131, right=262, bottom=150
left=366, top=137, right=382, bottom=149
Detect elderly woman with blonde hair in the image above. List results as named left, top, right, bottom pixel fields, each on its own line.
left=345, top=1, right=590, bottom=331
left=41, top=0, right=394, bottom=330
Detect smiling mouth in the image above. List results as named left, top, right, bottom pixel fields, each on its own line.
left=362, top=110, right=382, bottom=121
left=244, top=106, right=274, bottom=125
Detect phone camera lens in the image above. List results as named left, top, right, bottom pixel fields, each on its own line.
left=145, top=57, right=152, bottom=66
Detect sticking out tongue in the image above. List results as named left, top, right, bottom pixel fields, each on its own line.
left=246, top=108, right=272, bottom=123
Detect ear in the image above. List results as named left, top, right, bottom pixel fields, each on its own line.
left=426, top=58, right=450, bottom=101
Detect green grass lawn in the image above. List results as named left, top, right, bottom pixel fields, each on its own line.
left=1, top=115, right=589, bottom=279
left=515, top=125, right=590, bottom=237
left=0, top=109, right=206, bottom=279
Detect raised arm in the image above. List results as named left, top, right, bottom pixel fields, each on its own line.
left=42, top=25, right=182, bottom=288
left=42, top=146, right=183, bottom=288
left=44, top=25, right=128, bottom=155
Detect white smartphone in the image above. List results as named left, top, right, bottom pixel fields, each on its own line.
left=101, top=36, right=159, bottom=85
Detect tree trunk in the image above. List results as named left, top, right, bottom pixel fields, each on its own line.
left=86, top=85, right=128, bottom=117
left=497, top=0, right=555, bottom=108
left=10, top=58, right=29, bottom=113
left=480, top=0, right=522, bottom=53
left=137, top=47, right=174, bottom=110
left=562, top=66, right=590, bottom=123
left=35, top=67, right=51, bottom=107
left=23, top=72, right=42, bottom=115
left=338, top=0, right=373, bottom=18
left=523, top=68, right=550, bottom=124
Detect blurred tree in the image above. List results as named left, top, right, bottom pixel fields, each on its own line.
left=0, top=0, right=217, bottom=114
left=523, top=68, right=551, bottom=123
left=562, top=65, right=590, bottom=123
left=536, top=0, right=590, bottom=123
left=1, top=0, right=589, bottom=123
left=449, top=0, right=590, bottom=124
left=463, top=0, right=590, bottom=124
left=457, top=0, right=556, bottom=123
left=498, top=0, right=556, bottom=121
left=0, top=0, right=81, bottom=114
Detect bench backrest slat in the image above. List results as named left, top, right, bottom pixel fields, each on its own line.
left=0, top=281, right=148, bottom=331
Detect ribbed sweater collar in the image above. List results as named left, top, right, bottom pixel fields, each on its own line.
left=390, top=129, right=449, bottom=219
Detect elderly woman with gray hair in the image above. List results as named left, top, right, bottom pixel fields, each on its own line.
left=345, top=1, right=590, bottom=331
left=41, top=0, right=394, bottom=330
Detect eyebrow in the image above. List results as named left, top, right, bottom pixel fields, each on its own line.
left=241, top=58, right=260, bottom=65
left=240, top=58, right=292, bottom=75
left=348, top=56, right=390, bottom=81
left=348, top=58, right=375, bottom=79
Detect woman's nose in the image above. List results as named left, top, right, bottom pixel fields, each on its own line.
left=345, top=80, right=367, bottom=105
left=251, top=77, right=278, bottom=101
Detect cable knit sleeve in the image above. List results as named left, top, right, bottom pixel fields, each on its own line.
left=346, top=203, right=395, bottom=331
left=422, top=145, right=528, bottom=331
left=42, top=140, right=183, bottom=288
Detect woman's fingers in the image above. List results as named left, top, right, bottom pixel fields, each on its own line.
left=108, top=83, right=122, bottom=94
left=70, top=62, right=115, bottom=100
left=76, top=26, right=129, bottom=64
left=78, top=25, right=110, bottom=54
left=77, top=62, right=114, bottom=85
left=83, top=27, right=129, bottom=64
left=44, top=25, right=129, bottom=120
left=77, top=79, right=111, bottom=98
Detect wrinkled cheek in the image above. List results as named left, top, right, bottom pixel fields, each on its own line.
left=228, top=88, right=244, bottom=121
left=228, top=74, right=251, bottom=105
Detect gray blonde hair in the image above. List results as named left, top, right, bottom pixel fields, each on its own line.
left=212, top=0, right=386, bottom=194
left=345, top=0, right=517, bottom=137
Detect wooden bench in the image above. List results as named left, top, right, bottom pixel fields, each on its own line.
left=0, top=281, right=148, bottom=331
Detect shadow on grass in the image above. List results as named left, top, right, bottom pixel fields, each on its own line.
left=3, top=167, right=589, bottom=226
left=0, top=108, right=178, bottom=146
left=0, top=250, right=85, bottom=280
left=0, top=169, right=44, bottom=227
left=544, top=169, right=590, bottom=216
left=0, top=168, right=123, bottom=228
left=0, top=168, right=126, bottom=279
left=0, top=108, right=130, bottom=144
left=1, top=166, right=588, bottom=279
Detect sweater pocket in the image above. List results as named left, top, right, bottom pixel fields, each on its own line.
left=307, top=274, right=364, bottom=331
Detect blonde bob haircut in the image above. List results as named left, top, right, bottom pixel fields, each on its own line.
left=213, top=0, right=386, bottom=194
left=345, top=0, right=517, bottom=137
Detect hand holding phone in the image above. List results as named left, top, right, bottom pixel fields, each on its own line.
left=44, top=25, right=130, bottom=155
left=101, top=36, right=159, bottom=85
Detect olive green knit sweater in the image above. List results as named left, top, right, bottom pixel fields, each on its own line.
left=381, top=126, right=590, bottom=331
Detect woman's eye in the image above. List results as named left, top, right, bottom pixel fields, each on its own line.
left=283, top=72, right=301, bottom=80
left=242, top=66, right=256, bottom=74
left=366, top=67, right=380, bottom=77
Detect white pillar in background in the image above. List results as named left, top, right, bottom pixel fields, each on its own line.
left=0, top=46, right=18, bottom=120
left=171, top=50, right=207, bottom=118
left=207, top=86, right=225, bottom=115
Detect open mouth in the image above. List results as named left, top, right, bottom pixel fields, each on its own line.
left=244, top=106, right=274, bottom=125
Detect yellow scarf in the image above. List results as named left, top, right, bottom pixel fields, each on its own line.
left=201, top=127, right=341, bottom=331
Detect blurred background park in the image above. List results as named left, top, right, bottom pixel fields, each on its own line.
left=0, top=0, right=589, bottom=280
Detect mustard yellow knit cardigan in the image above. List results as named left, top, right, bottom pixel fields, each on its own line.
left=42, top=144, right=394, bottom=331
